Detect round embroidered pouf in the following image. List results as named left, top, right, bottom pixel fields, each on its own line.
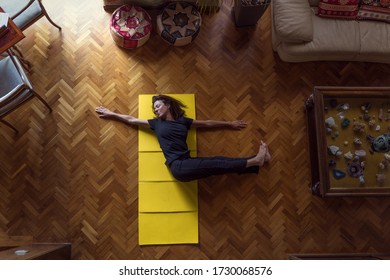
left=110, top=4, right=152, bottom=49
left=157, top=2, right=202, bottom=46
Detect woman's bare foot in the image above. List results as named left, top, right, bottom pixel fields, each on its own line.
left=264, top=149, right=271, bottom=163
left=247, top=141, right=268, bottom=168
left=257, top=141, right=268, bottom=166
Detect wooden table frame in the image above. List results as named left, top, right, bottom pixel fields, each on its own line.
left=305, top=86, right=390, bottom=197
left=0, top=7, right=25, bottom=54
left=0, top=7, right=32, bottom=79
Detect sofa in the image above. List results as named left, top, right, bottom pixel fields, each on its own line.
left=271, top=0, right=390, bottom=63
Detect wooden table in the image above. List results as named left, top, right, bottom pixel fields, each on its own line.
left=305, top=87, right=390, bottom=197
left=0, top=7, right=25, bottom=54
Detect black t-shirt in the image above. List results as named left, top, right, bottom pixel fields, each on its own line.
left=148, top=117, right=193, bottom=165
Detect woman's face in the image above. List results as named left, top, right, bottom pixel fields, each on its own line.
left=153, top=100, right=170, bottom=119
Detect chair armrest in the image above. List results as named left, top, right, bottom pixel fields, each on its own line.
left=11, top=0, right=36, bottom=20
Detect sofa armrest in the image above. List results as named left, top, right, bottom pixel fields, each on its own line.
left=273, top=0, right=313, bottom=43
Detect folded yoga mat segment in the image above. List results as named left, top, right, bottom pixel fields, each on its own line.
left=139, top=212, right=198, bottom=245
left=138, top=94, right=198, bottom=245
left=139, top=181, right=198, bottom=212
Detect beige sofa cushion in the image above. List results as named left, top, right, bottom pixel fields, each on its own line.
left=273, top=0, right=313, bottom=43
left=275, top=12, right=361, bottom=62
left=359, top=20, right=390, bottom=57
left=309, top=14, right=360, bottom=53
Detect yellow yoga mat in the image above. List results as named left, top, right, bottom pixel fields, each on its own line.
left=139, top=181, right=198, bottom=212
left=138, top=94, right=198, bottom=245
left=139, top=212, right=198, bottom=245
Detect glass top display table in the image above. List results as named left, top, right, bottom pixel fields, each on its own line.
left=305, top=87, right=390, bottom=197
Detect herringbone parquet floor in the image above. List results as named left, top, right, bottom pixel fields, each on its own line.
left=1, top=0, right=390, bottom=260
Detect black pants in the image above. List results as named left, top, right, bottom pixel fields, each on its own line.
left=169, top=156, right=259, bottom=182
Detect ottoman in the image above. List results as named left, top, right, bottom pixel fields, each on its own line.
left=110, top=4, right=152, bottom=49
left=157, top=2, right=202, bottom=46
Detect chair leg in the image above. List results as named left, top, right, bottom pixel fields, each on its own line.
left=0, top=119, right=19, bottom=134
left=32, top=90, right=52, bottom=112
left=12, top=45, right=24, bottom=59
left=38, top=2, right=62, bottom=31
left=11, top=46, right=32, bottom=71
left=44, top=13, right=62, bottom=31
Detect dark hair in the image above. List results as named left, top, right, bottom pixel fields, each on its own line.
left=152, top=95, right=187, bottom=120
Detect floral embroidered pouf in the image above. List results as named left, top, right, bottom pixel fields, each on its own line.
left=110, top=4, right=152, bottom=49
left=157, top=2, right=202, bottom=47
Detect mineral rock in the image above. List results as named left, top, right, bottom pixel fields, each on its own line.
left=325, top=117, right=337, bottom=128
left=328, top=145, right=342, bottom=157
left=347, top=160, right=364, bottom=178
left=376, top=174, right=386, bottom=184
left=353, top=138, right=362, bottom=146
left=344, top=151, right=353, bottom=160
left=353, top=121, right=365, bottom=133
left=379, top=160, right=388, bottom=170
left=372, top=133, right=390, bottom=153
left=379, top=108, right=383, bottom=121
left=341, top=118, right=350, bottom=128
left=333, top=169, right=346, bottom=180
left=362, top=103, right=372, bottom=111
left=355, top=149, right=366, bottom=158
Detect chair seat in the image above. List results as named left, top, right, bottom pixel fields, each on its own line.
left=0, top=56, right=34, bottom=117
left=0, top=0, right=42, bottom=30
left=0, top=89, right=33, bottom=117
left=0, top=56, right=30, bottom=95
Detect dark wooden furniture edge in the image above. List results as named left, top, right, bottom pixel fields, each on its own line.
left=305, top=93, right=322, bottom=197
left=288, top=252, right=390, bottom=260
left=0, top=243, right=71, bottom=260
left=0, top=7, right=25, bottom=53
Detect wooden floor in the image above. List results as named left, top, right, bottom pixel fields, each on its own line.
left=2, top=0, right=390, bottom=259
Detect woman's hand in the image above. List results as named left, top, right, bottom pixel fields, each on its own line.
left=230, top=120, right=247, bottom=130
left=95, top=106, right=113, bottom=118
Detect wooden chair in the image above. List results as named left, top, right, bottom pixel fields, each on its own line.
left=0, top=0, right=61, bottom=31
left=0, top=52, right=52, bottom=133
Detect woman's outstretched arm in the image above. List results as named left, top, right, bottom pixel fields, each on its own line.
left=95, top=106, right=149, bottom=127
left=192, top=119, right=247, bottom=130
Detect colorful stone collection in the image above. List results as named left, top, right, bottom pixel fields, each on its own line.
left=325, top=99, right=390, bottom=186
